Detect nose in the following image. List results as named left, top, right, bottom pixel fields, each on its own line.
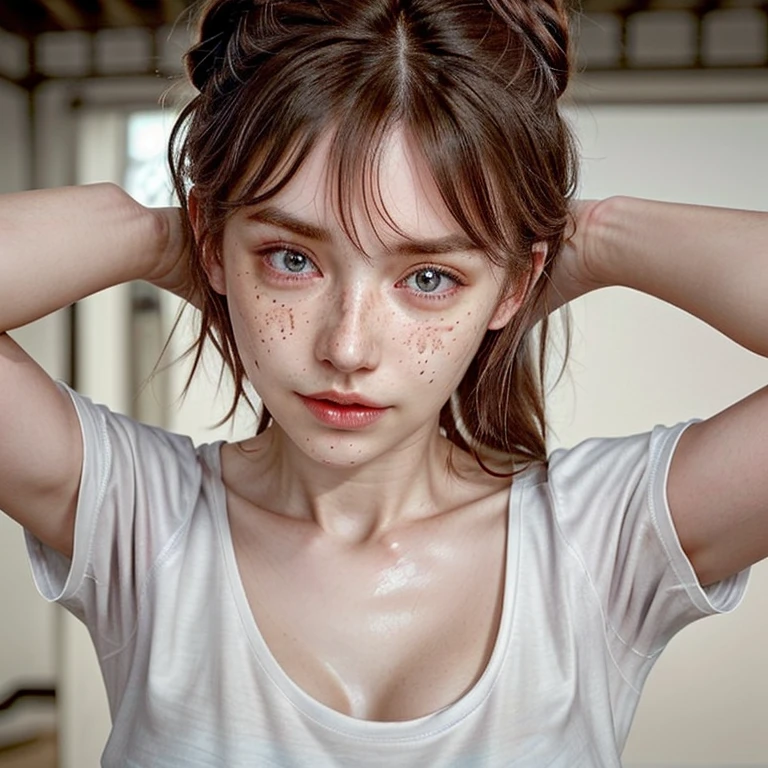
left=316, top=282, right=381, bottom=373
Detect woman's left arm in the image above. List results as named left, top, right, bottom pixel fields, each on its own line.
left=570, top=196, right=768, bottom=587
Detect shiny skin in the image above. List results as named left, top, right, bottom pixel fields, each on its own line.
left=201, top=129, right=536, bottom=721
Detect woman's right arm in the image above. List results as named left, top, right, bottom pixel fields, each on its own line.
left=0, top=183, right=184, bottom=559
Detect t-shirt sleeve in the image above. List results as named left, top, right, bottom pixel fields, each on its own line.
left=24, top=383, right=202, bottom=657
left=547, top=421, right=750, bottom=663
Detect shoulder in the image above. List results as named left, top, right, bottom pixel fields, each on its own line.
left=545, top=421, right=696, bottom=496
left=59, top=382, right=226, bottom=510
left=514, top=421, right=699, bottom=556
left=62, top=382, right=206, bottom=460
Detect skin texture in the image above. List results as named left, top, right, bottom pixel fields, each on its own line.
left=193, top=130, right=542, bottom=720
left=200, top=129, right=539, bottom=537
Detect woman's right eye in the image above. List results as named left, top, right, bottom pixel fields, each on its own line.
left=263, top=247, right=319, bottom=277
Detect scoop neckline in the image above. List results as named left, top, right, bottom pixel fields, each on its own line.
left=204, top=441, right=523, bottom=742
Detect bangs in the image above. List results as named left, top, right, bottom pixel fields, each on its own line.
left=175, top=0, right=568, bottom=274
left=213, top=100, right=525, bottom=274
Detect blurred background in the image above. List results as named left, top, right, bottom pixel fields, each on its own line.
left=0, top=1, right=767, bottom=765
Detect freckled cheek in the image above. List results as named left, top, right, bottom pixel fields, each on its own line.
left=230, top=290, right=313, bottom=373
left=395, top=319, right=486, bottom=388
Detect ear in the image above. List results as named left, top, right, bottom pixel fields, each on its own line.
left=487, top=242, right=547, bottom=330
left=188, top=188, right=227, bottom=296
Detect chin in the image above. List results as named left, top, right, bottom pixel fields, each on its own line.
left=304, top=444, right=370, bottom=469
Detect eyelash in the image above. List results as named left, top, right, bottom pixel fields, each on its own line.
left=399, top=264, right=466, bottom=299
left=260, top=245, right=318, bottom=281
left=259, top=245, right=467, bottom=297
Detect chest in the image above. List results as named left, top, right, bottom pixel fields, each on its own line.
left=228, top=499, right=509, bottom=722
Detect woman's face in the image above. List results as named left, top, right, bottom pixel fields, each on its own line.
left=206, top=130, right=529, bottom=467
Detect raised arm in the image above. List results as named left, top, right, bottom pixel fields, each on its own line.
left=0, top=184, right=185, bottom=558
left=568, top=196, right=768, bottom=586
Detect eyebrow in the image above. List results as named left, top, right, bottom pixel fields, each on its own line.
left=244, top=206, right=480, bottom=256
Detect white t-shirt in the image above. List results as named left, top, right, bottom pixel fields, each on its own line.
left=25, top=385, right=749, bottom=767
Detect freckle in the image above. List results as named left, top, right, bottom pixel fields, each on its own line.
left=282, top=336, right=286, bottom=340
left=272, top=299, right=277, bottom=304
left=330, top=446, right=334, bottom=450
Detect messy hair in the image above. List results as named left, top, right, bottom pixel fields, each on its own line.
left=169, top=0, right=578, bottom=468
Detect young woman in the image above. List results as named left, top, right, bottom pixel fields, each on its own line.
left=1, top=0, right=766, bottom=765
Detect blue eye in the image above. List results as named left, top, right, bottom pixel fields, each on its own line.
left=403, top=268, right=459, bottom=295
left=266, top=248, right=318, bottom=275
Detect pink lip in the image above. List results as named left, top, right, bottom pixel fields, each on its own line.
left=299, top=392, right=388, bottom=429
left=303, top=390, right=385, bottom=409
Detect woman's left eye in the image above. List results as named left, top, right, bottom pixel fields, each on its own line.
left=401, top=267, right=461, bottom=296
left=264, top=247, right=318, bottom=276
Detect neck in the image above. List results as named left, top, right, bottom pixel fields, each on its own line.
left=247, top=422, right=474, bottom=544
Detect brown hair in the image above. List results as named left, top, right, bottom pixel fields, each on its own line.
left=169, top=0, right=578, bottom=469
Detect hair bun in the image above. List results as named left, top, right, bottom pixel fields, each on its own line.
left=185, top=0, right=252, bottom=92
left=488, top=0, right=571, bottom=98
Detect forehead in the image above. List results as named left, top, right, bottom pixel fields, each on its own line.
left=254, top=127, right=468, bottom=249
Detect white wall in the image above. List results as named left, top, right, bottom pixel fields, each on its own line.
left=550, top=104, right=768, bottom=765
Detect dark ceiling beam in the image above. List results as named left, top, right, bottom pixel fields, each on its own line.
left=161, top=0, right=187, bottom=26
left=0, top=70, right=25, bottom=90
left=691, top=0, right=719, bottom=12
left=579, top=0, right=723, bottom=10
left=37, top=0, right=89, bottom=30
left=623, top=0, right=653, bottom=15
left=101, top=0, right=146, bottom=27
left=0, top=4, right=39, bottom=38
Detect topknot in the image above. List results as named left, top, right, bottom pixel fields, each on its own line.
left=488, top=0, right=571, bottom=98
left=185, top=0, right=253, bottom=92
